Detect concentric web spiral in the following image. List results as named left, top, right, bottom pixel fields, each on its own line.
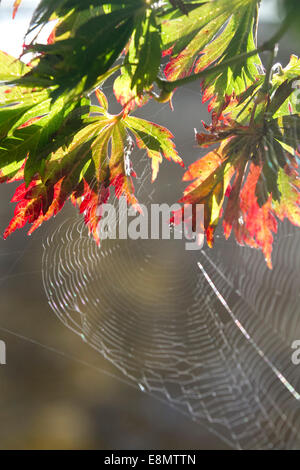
left=42, top=145, right=300, bottom=450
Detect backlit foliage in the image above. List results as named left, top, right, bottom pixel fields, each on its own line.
left=0, top=0, right=299, bottom=267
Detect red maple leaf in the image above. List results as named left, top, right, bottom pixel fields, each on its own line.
left=12, top=0, right=22, bottom=19
left=175, top=114, right=300, bottom=268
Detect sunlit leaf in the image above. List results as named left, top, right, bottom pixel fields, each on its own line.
left=3, top=90, right=181, bottom=240
left=161, top=0, right=261, bottom=113
left=176, top=89, right=300, bottom=267
left=125, top=115, right=184, bottom=181
left=12, top=0, right=22, bottom=19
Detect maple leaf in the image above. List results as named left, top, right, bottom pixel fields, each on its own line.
left=16, top=1, right=160, bottom=102
left=0, top=85, right=87, bottom=184
left=221, top=55, right=300, bottom=123
left=125, top=115, right=184, bottom=182
left=223, top=163, right=278, bottom=269
left=64, top=102, right=183, bottom=237
left=3, top=179, right=63, bottom=239
left=1, top=0, right=298, bottom=272
left=161, top=0, right=261, bottom=113
left=12, top=0, right=22, bottom=19
left=177, top=140, right=237, bottom=248
left=3, top=89, right=182, bottom=241
left=0, top=50, right=29, bottom=81
left=113, top=8, right=161, bottom=114
left=76, top=180, right=111, bottom=244
left=176, top=79, right=300, bottom=267
left=168, top=1, right=188, bottom=16
left=113, top=69, right=150, bottom=115
left=273, top=166, right=300, bottom=226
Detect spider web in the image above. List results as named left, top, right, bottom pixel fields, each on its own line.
left=0, top=0, right=299, bottom=450
left=42, top=138, right=300, bottom=450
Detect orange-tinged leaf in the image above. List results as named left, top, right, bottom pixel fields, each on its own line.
left=3, top=93, right=171, bottom=242
left=95, top=89, right=108, bottom=111
left=223, top=159, right=247, bottom=239
left=113, top=71, right=149, bottom=115
left=182, top=148, right=224, bottom=184
left=178, top=99, right=300, bottom=268
left=274, top=166, right=300, bottom=226
left=178, top=111, right=298, bottom=268
left=162, top=1, right=261, bottom=114
left=0, top=160, right=25, bottom=184
left=125, top=115, right=184, bottom=181
left=12, top=0, right=22, bottom=19
left=28, top=180, right=63, bottom=235
left=78, top=181, right=110, bottom=244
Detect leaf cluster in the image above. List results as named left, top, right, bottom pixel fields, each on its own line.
left=0, top=0, right=298, bottom=267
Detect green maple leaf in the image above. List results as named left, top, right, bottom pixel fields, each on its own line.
left=161, top=0, right=261, bottom=112
left=113, top=7, right=161, bottom=113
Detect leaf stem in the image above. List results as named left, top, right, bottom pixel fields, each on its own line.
left=155, top=9, right=295, bottom=93
left=260, top=44, right=278, bottom=95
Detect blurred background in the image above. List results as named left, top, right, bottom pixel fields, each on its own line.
left=0, top=0, right=299, bottom=450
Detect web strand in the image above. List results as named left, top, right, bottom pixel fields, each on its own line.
left=40, top=150, right=300, bottom=449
